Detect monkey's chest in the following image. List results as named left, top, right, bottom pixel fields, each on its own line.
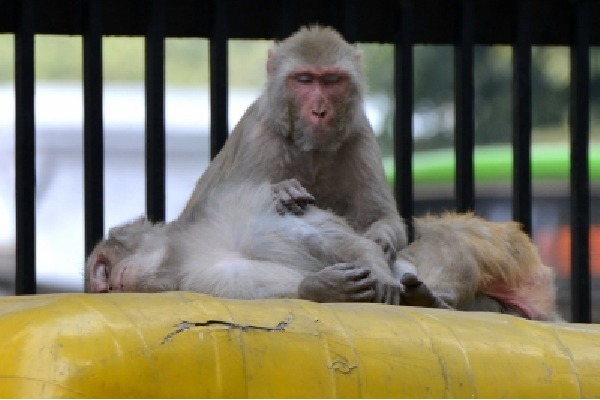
left=280, top=153, right=350, bottom=211
left=293, top=175, right=350, bottom=214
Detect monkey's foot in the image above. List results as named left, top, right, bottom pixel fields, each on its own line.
left=400, top=273, right=451, bottom=309
left=374, top=273, right=452, bottom=308
left=298, top=263, right=376, bottom=303
left=272, top=178, right=315, bottom=215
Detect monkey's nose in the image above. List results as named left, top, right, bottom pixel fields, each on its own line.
left=312, top=109, right=327, bottom=118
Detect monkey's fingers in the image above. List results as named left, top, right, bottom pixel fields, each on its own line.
left=345, top=275, right=376, bottom=293
left=374, top=283, right=403, bottom=305
left=286, top=185, right=316, bottom=206
left=282, top=191, right=315, bottom=215
left=283, top=199, right=306, bottom=215
left=275, top=201, right=286, bottom=215
left=274, top=188, right=310, bottom=215
left=345, top=287, right=376, bottom=302
left=272, top=179, right=315, bottom=210
left=332, top=263, right=364, bottom=271
left=344, top=266, right=372, bottom=282
left=283, top=178, right=316, bottom=201
left=273, top=192, right=305, bottom=215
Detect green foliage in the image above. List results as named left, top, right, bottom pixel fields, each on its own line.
left=0, top=35, right=13, bottom=80
left=359, top=43, right=393, bottom=92
left=229, top=40, right=270, bottom=88
left=383, top=143, right=600, bottom=187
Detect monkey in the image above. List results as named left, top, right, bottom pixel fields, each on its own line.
left=86, top=180, right=560, bottom=321
left=394, top=213, right=561, bottom=321
left=87, top=180, right=408, bottom=304
left=178, top=25, right=406, bottom=267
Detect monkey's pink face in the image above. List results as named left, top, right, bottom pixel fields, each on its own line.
left=87, top=249, right=140, bottom=293
left=86, top=239, right=172, bottom=293
left=287, top=67, right=350, bottom=139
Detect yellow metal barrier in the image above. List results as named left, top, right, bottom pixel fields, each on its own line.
left=0, top=292, right=599, bottom=398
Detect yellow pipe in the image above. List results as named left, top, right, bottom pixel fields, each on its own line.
left=0, top=292, right=599, bottom=398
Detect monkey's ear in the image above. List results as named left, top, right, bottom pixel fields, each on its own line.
left=266, top=48, right=278, bottom=75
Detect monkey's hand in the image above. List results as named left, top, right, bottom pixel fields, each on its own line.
left=297, top=263, right=376, bottom=303
left=400, top=273, right=452, bottom=309
left=374, top=281, right=404, bottom=305
left=363, top=222, right=405, bottom=267
left=272, top=178, right=315, bottom=215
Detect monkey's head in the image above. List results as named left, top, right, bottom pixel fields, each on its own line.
left=264, top=25, right=366, bottom=152
left=85, top=217, right=174, bottom=293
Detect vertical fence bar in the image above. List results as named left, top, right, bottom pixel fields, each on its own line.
left=209, top=0, right=228, bottom=159
left=342, top=0, right=358, bottom=43
left=145, top=0, right=166, bottom=222
left=512, top=0, right=532, bottom=235
left=276, top=0, right=297, bottom=40
left=454, top=0, right=475, bottom=212
left=394, top=1, right=414, bottom=242
left=569, top=0, right=591, bottom=323
left=14, top=0, right=36, bottom=295
left=83, top=0, right=104, bottom=291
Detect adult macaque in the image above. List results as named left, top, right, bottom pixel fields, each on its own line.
left=394, top=214, right=560, bottom=321
left=87, top=181, right=406, bottom=304
left=86, top=181, right=560, bottom=321
left=179, top=25, right=406, bottom=264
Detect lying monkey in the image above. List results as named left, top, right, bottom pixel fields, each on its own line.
left=86, top=180, right=561, bottom=321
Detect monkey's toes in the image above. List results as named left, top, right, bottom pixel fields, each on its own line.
left=400, top=272, right=422, bottom=288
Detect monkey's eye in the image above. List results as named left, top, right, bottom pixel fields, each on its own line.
left=321, top=74, right=343, bottom=85
left=294, top=73, right=315, bottom=84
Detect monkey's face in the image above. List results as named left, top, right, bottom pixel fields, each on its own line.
left=285, top=67, right=355, bottom=151
left=85, top=218, right=174, bottom=293
left=86, top=239, right=131, bottom=293
left=87, top=244, right=171, bottom=293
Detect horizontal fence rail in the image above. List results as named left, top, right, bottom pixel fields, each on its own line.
left=0, top=0, right=596, bottom=322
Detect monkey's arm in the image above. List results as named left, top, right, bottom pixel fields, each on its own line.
left=344, top=131, right=408, bottom=260
left=179, top=105, right=282, bottom=221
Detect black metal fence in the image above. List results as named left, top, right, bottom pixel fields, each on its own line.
left=0, top=0, right=597, bottom=322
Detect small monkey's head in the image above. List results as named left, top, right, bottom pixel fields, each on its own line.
left=264, top=25, right=366, bottom=152
left=85, top=217, right=174, bottom=293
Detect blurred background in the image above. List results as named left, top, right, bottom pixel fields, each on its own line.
left=0, top=36, right=598, bottom=319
